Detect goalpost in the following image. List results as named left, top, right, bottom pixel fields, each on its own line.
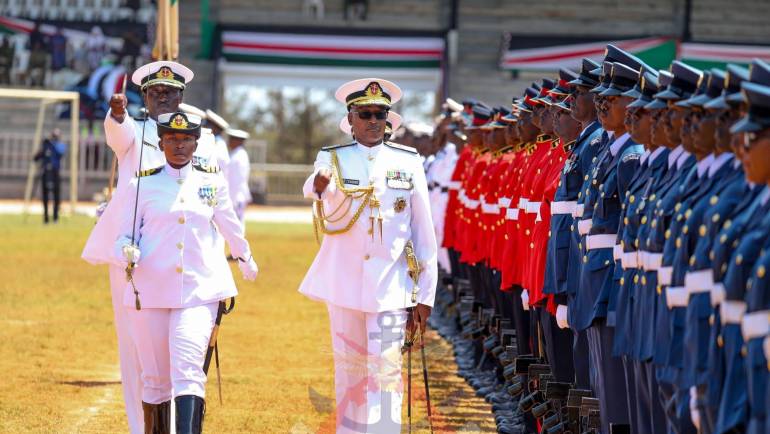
left=0, top=88, right=80, bottom=216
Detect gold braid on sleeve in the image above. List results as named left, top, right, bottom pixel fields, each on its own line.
left=313, top=150, right=377, bottom=244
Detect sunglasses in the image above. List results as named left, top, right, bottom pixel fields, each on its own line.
left=353, top=110, right=388, bottom=120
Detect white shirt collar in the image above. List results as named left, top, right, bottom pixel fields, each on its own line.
left=733, top=158, right=742, bottom=169
left=640, top=150, right=651, bottom=165
left=164, top=162, right=192, bottom=178
left=649, top=146, right=666, bottom=165
left=696, top=153, right=715, bottom=178
left=708, top=153, right=734, bottom=178
left=677, top=149, right=692, bottom=169
left=668, top=145, right=685, bottom=169
left=609, top=132, right=631, bottom=157
left=761, top=186, right=770, bottom=206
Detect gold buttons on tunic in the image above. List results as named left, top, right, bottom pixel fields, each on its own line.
left=699, top=225, right=707, bottom=237
left=710, top=195, right=719, bottom=205
left=176, top=266, right=183, bottom=273
left=364, top=254, right=370, bottom=260
left=736, top=254, right=743, bottom=265
left=178, top=217, right=185, bottom=224
left=759, top=266, right=766, bottom=279
left=176, top=242, right=183, bottom=250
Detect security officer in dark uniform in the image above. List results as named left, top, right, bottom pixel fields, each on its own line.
left=34, top=129, right=67, bottom=223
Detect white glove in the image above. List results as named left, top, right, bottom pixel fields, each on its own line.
left=521, top=290, right=530, bottom=311
left=689, top=386, right=701, bottom=431
left=122, top=244, right=141, bottom=268
left=238, top=254, right=259, bottom=281
left=556, top=305, right=569, bottom=329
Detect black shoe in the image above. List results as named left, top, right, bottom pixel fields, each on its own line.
left=175, top=395, right=205, bottom=434
left=142, top=401, right=170, bottom=434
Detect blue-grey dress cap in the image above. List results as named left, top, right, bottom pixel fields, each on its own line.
left=643, top=71, right=671, bottom=110
left=676, top=71, right=710, bottom=108
left=554, top=95, right=573, bottom=112
left=599, top=62, right=640, bottom=97
left=728, top=59, right=770, bottom=104
left=653, top=60, right=702, bottom=100
left=590, top=62, right=614, bottom=93
left=689, top=69, right=726, bottom=107
left=730, top=81, right=770, bottom=133
left=628, top=71, right=660, bottom=109
left=603, top=44, right=654, bottom=76
left=531, top=82, right=542, bottom=91
left=516, top=87, right=539, bottom=112
left=708, top=64, right=749, bottom=109
left=570, top=58, right=601, bottom=87
left=622, top=67, right=650, bottom=99
left=461, top=98, right=477, bottom=106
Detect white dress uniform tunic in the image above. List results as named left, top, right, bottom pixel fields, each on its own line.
left=112, top=161, right=250, bottom=403
left=299, top=140, right=438, bottom=433
left=80, top=113, right=226, bottom=432
left=426, top=142, right=457, bottom=272
left=226, top=145, right=252, bottom=224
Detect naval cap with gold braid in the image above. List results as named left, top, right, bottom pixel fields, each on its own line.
left=157, top=112, right=202, bottom=138
left=132, top=61, right=194, bottom=91
left=335, top=78, right=403, bottom=110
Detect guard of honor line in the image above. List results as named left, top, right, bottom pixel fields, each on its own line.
left=420, top=45, right=770, bottom=434
left=75, top=48, right=770, bottom=434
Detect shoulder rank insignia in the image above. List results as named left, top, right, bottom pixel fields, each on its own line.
left=136, top=166, right=162, bottom=177
left=142, top=140, right=158, bottom=150
left=321, top=142, right=356, bottom=152
left=621, top=152, right=641, bottom=163
left=192, top=163, right=220, bottom=174
left=590, top=136, right=601, bottom=146
left=385, top=142, right=418, bottom=155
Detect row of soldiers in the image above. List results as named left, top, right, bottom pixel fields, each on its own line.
left=422, top=45, right=770, bottom=434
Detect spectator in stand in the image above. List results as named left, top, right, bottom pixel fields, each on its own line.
left=50, top=27, right=68, bottom=72
left=28, top=38, right=48, bottom=87
left=0, top=36, right=14, bottom=85
left=86, top=26, right=107, bottom=71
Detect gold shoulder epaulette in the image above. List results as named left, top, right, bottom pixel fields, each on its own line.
left=193, top=163, right=220, bottom=174
left=322, top=142, right=356, bottom=152
left=136, top=166, right=163, bottom=177
left=385, top=141, right=418, bottom=154
left=537, top=134, right=553, bottom=142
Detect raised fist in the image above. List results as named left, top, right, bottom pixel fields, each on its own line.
left=313, top=168, right=332, bottom=196
left=109, top=94, right=128, bottom=122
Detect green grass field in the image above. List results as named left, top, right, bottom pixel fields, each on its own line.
left=0, top=214, right=494, bottom=433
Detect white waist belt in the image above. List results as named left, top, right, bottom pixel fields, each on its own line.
left=642, top=252, right=663, bottom=271
left=658, top=266, right=673, bottom=286
left=613, top=244, right=623, bottom=261
left=518, top=198, right=529, bottom=210
left=711, top=283, right=726, bottom=307
left=621, top=251, right=640, bottom=269
left=721, top=300, right=747, bottom=325
left=449, top=181, right=461, bottom=190
left=586, top=234, right=617, bottom=250
left=525, top=201, right=542, bottom=214
left=577, top=219, right=593, bottom=236
left=482, top=203, right=500, bottom=214
left=667, top=287, right=688, bottom=308
left=573, top=204, right=585, bottom=218
left=499, top=197, right=512, bottom=208
left=466, top=199, right=480, bottom=209
left=552, top=201, right=577, bottom=215
left=742, top=311, right=770, bottom=341
left=685, top=269, right=714, bottom=295
left=506, top=208, right=519, bottom=221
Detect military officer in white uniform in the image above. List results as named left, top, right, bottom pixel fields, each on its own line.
left=299, top=78, right=438, bottom=433
left=224, top=128, right=253, bottom=225
left=204, top=109, right=232, bottom=177
left=80, top=60, right=228, bottom=434
left=113, top=112, right=258, bottom=433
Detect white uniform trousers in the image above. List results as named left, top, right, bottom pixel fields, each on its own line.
left=234, top=200, right=247, bottom=228
left=327, top=303, right=408, bottom=434
left=127, top=302, right=218, bottom=404
left=109, top=265, right=144, bottom=434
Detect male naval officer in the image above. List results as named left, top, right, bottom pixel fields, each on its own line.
left=298, top=78, right=437, bottom=433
